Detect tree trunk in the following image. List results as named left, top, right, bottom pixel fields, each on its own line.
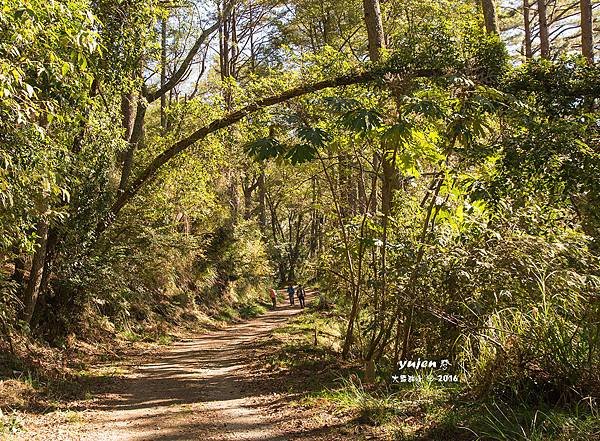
left=230, top=8, right=239, bottom=79
left=119, top=101, right=145, bottom=193
left=120, top=92, right=136, bottom=142
left=22, top=216, right=49, bottom=324
left=362, top=0, right=385, bottom=62
left=381, top=152, right=396, bottom=216
left=258, top=171, right=266, bottom=228
left=524, top=1, right=533, bottom=59
left=161, top=16, right=168, bottom=130
left=342, top=293, right=360, bottom=358
left=38, top=228, right=59, bottom=297
left=243, top=177, right=259, bottom=220
left=481, top=0, right=499, bottom=34
left=342, top=0, right=391, bottom=360
left=537, top=0, right=550, bottom=58
left=370, top=154, right=378, bottom=213
left=10, top=245, right=26, bottom=288
left=580, top=0, right=594, bottom=63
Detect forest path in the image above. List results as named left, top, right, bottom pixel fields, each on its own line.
left=80, top=294, right=305, bottom=441
left=38, top=292, right=313, bottom=441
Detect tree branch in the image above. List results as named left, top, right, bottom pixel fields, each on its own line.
left=100, top=67, right=441, bottom=233
left=145, top=0, right=236, bottom=104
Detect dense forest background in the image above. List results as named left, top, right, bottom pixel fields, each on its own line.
left=1, top=0, right=599, bottom=438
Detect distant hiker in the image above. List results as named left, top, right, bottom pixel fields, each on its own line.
left=297, top=285, right=306, bottom=308
left=287, top=284, right=295, bottom=305
left=269, top=288, right=277, bottom=309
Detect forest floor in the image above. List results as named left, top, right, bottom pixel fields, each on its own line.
left=2, top=291, right=374, bottom=441
left=4, top=292, right=596, bottom=441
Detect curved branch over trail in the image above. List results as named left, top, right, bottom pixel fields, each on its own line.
left=100, top=68, right=440, bottom=232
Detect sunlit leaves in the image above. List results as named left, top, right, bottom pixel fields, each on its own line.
left=244, top=126, right=332, bottom=165
left=381, top=120, right=413, bottom=145
left=399, top=96, right=446, bottom=119
left=322, top=96, right=362, bottom=113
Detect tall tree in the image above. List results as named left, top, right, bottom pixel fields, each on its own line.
left=481, top=0, right=499, bottom=34
left=524, top=1, right=533, bottom=58
left=363, top=0, right=386, bottom=62
left=538, top=0, right=550, bottom=58
left=160, top=16, right=168, bottom=129
left=580, top=0, right=594, bottom=63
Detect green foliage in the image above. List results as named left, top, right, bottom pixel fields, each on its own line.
left=478, top=401, right=600, bottom=441
left=244, top=137, right=286, bottom=161
left=0, top=0, right=598, bottom=435
left=0, top=0, right=101, bottom=252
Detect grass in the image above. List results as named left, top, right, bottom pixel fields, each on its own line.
left=265, top=308, right=600, bottom=441
left=212, top=299, right=268, bottom=322
left=59, top=409, right=84, bottom=425
left=0, top=409, right=23, bottom=436
left=238, top=302, right=267, bottom=319
left=472, top=401, right=600, bottom=441
left=119, top=328, right=173, bottom=345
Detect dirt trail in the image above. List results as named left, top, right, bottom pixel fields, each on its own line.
left=61, top=295, right=309, bottom=441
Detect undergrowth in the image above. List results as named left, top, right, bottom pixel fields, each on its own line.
left=274, top=309, right=600, bottom=441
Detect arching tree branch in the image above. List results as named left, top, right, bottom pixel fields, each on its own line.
left=100, top=68, right=441, bottom=233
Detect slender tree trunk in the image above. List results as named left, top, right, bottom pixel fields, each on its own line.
left=361, top=0, right=387, bottom=375
left=309, top=176, right=318, bottom=257
left=11, top=245, right=26, bottom=288
left=381, top=152, right=396, bottom=216
left=249, top=0, right=256, bottom=71
left=121, top=92, right=136, bottom=142
left=38, top=228, right=58, bottom=297
left=580, top=0, right=594, bottom=63
left=230, top=8, right=238, bottom=79
left=243, top=187, right=252, bottom=220
left=400, top=177, right=444, bottom=359
left=524, top=1, right=533, bottom=59
left=481, top=0, right=499, bottom=34
left=316, top=150, right=358, bottom=358
left=362, top=0, right=385, bottom=62
left=370, top=155, right=378, bottom=213
left=258, top=170, right=266, bottom=228
left=29, top=227, right=60, bottom=329
left=22, top=216, right=49, bottom=324
left=358, top=166, right=368, bottom=213
left=354, top=152, right=381, bottom=382
left=119, top=101, right=145, bottom=193
left=537, top=0, right=550, bottom=58
left=161, top=16, right=168, bottom=130
left=243, top=177, right=259, bottom=220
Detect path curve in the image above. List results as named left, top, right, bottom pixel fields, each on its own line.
left=79, top=295, right=307, bottom=441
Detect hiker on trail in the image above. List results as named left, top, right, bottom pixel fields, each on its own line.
left=297, top=285, right=306, bottom=308
left=269, top=288, right=277, bottom=309
left=287, top=284, right=295, bottom=305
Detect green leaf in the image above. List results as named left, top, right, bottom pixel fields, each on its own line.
left=286, top=143, right=317, bottom=165
left=382, top=120, right=412, bottom=145
left=297, top=127, right=331, bottom=148
left=244, top=138, right=285, bottom=161
left=341, top=108, right=383, bottom=133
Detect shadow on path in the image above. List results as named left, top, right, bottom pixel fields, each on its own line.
left=76, top=292, right=318, bottom=441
